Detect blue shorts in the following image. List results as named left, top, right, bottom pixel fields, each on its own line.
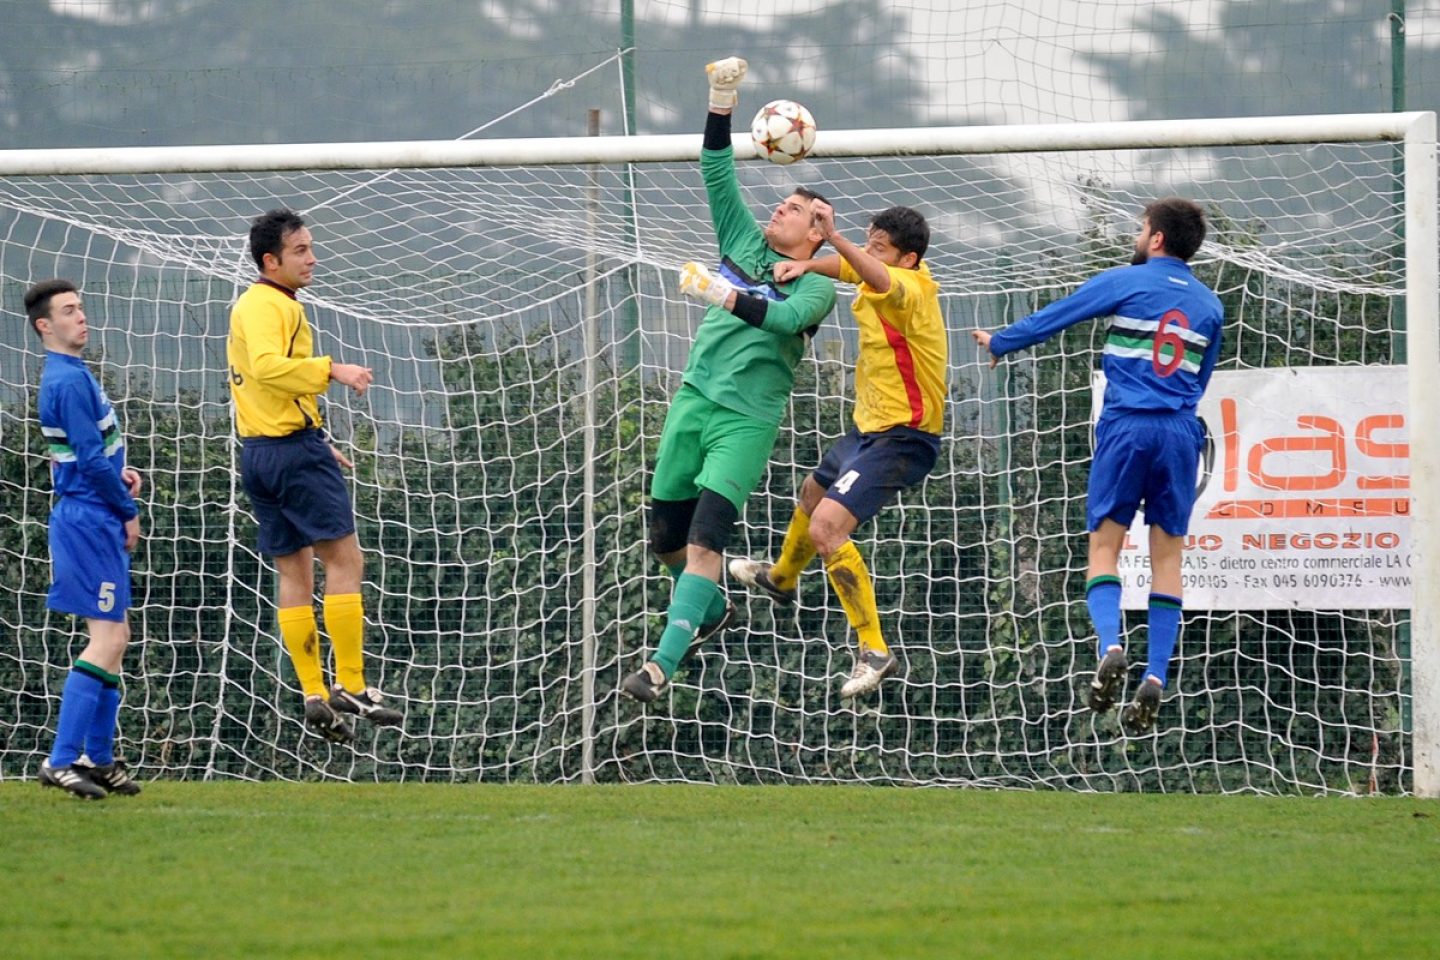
left=1088, top=412, right=1206, bottom=536
left=48, top=497, right=130, bottom=622
left=814, top=426, right=941, bottom=523
left=241, top=429, right=356, bottom=557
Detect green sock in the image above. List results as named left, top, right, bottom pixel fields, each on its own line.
left=654, top=572, right=720, bottom=677
left=665, top=559, right=727, bottom=624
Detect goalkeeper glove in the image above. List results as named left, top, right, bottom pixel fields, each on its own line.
left=679, top=262, right=735, bottom=308
left=705, top=56, right=748, bottom=110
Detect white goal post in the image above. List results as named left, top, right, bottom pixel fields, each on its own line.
left=0, top=112, right=1434, bottom=795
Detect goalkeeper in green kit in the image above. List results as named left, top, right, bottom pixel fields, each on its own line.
left=621, top=56, right=838, bottom=703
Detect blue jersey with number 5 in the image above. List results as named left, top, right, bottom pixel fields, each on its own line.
left=989, top=256, right=1224, bottom=420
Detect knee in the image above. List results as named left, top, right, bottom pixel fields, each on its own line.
left=649, top=498, right=696, bottom=557
left=808, top=514, right=847, bottom=558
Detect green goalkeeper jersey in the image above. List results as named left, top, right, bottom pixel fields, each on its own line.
left=681, top=145, right=837, bottom=426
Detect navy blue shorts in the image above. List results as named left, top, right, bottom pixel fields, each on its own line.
left=813, top=426, right=941, bottom=524
left=241, top=429, right=356, bottom=557
left=1088, top=412, right=1205, bottom=536
left=48, top=497, right=130, bottom=622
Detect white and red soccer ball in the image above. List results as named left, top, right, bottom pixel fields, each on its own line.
left=750, top=99, right=817, bottom=165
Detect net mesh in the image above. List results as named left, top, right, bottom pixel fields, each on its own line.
left=0, top=132, right=1414, bottom=792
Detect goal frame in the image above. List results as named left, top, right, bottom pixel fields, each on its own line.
left=1, top=111, right=1435, bottom=795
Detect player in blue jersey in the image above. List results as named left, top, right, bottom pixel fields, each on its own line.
left=26, top=279, right=144, bottom=799
left=972, top=198, right=1224, bottom=734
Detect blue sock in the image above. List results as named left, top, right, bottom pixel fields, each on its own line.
left=48, top=662, right=110, bottom=768
left=84, top=679, right=122, bottom=766
left=1085, top=576, right=1123, bottom=660
left=654, top=573, right=720, bottom=678
left=1146, top=593, right=1183, bottom=687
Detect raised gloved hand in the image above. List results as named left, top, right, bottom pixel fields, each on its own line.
left=679, top=261, right=735, bottom=307
left=705, top=57, right=748, bottom=110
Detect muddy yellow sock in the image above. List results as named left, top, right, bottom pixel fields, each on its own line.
left=277, top=605, right=326, bottom=699
left=768, top=506, right=816, bottom=592
left=825, top=541, right=887, bottom=655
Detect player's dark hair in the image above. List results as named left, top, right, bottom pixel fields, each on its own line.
left=1144, top=197, right=1206, bottom=261
left=793, top=186, right=830, bottom=207
left=249, top=208, right=307, bottom=272
left=870, top=205, right=930, bottom=262
left=24, top=278, right=78, bottom=336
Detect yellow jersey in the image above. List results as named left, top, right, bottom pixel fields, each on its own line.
left=839, top=259, right=947, bottom=435
left=227, top=280, right=332, bottom=438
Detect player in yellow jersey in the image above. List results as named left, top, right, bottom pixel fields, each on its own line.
left=731, top=202, right=947, bottom=698
left=227, top=208, right=401, bottom=743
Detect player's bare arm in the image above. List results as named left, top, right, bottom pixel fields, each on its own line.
left=810, top=200, right=892, bottom=293
left=774, top=255, right=842, bottom=283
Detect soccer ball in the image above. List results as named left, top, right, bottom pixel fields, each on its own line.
left=751, top=99, right=817, bottom=165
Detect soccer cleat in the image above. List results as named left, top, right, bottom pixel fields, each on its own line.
left=727, top=558, right=796, bottom=606
left=620, top=662, right=669, bottom=704
left=329, top=685, right=404, bottom=727
left=39, top=760, right=107, bottom=800
left=1122, top=678, right=1164, bottom=735
left=304, top=695, right=356, bottom=744
left=1087, top=646, right=1129, bottom=713
left=687, top=598, right=740, bottom=653
left=76, top=757, right=142, bottom=796
left=839, top=649, right=898, bottom=699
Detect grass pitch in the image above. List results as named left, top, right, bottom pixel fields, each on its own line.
left=0, top=782, right=1435, bottom=959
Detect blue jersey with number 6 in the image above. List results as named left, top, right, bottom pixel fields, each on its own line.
left=988, top=256, right=1223, bottom=421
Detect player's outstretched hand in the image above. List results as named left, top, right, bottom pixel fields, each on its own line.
left=773, top=260, right=807, bottom=283
left=679, top=261, right=736, bottom=308
left=706, top=57, right=748, bottom=110
left=329, top=443, right=354, bottom=471
left=331, top=362, right=374, bottom=396
left=971, top=329, right=999, bottom=368
left=808, top=199, right=837, bottom=241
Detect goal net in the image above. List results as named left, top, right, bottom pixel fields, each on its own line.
left=0, top=114, right=1434, bottom=794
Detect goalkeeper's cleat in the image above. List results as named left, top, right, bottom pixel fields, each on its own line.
left=705, top=56, right=748, bottom=109
left=1122, top=677, right=1164, bottom=735
left=688, top=598, right=739, bottom=652
left=329, top=685, right=404, bottom=727
left=727, top=558, right=797, bottom=607
left=620, top=662, right=668, bottom=704
left=1087, top=646, right=1128, bottom=713
left=304, top=695, right=356, bottom=744
left=76, top=757, right=142, bottom=796
left=38, top=760, right=106, bottom=800
left=839, top=649, right=898, bottom=699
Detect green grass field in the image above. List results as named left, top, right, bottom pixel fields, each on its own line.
left=1, top=782, right=1436, bottom=959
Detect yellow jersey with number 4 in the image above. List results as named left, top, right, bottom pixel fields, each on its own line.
left=839, top=259, right=946, bottom=435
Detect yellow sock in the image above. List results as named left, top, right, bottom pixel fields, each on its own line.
left=825, top=541, right=888, bottom=655
left=324, top=593, right=366, bottom=693
left=768, top=506, right=816, bottom=591
left=277, top=605, right=326, bottom=699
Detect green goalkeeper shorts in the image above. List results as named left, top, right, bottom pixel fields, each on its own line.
left=650, top=383, right=780, bottom=511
